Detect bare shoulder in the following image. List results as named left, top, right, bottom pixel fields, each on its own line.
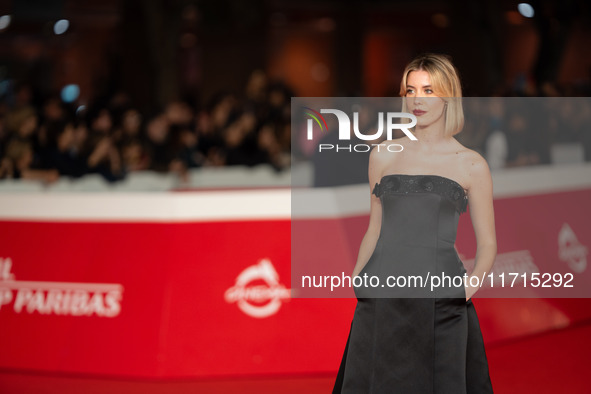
left=386, top=135, right=413, bottom=150
left=456, top=145, right=492, bottom=190
left=370, top=136, right=406, bottom=162
left=368, top=137, right=407, bottom=182
left=368, top=143, right=390, bottom=181
left=371, top=136, right=411, bottom=158
left=461, top=148, right=490, bottom=176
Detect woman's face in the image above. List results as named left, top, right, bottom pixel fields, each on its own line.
left=404, top=70, right=446, bottom=130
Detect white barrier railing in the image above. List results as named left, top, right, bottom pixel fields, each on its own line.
left=0, top=161, right=589, bottom=194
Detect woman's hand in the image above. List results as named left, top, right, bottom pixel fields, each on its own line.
left=464, top=279, right=479, bottom=302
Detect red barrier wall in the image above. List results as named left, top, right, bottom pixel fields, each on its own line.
left=0, top=177, right=590, bottom=378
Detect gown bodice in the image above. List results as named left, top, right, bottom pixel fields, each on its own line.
left=372, top=174, right=468, bottom=213
left=357, top=174, right=470, bottom=299
left=372, top=174, right=468, bottom=248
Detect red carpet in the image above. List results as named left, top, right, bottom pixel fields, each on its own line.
left=486, top=320, right=591, bottom=394
left=1, top=321, right=589, bottom=394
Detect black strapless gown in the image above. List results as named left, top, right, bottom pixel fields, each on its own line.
left=332, top=174, right=494, bottom=394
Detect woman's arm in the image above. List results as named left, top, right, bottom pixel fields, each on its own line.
left=351, top=147, right=385, bottom=278
left=464, top=153, right=497, bottom=300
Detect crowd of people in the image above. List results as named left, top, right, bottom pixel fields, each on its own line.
left=1, top=68, right=590, bottom=186
left=0, top=70, right=293, bottom=184
left=456, top=97, right=591, bottom=169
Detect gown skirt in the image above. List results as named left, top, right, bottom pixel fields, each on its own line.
left=332, top=174, right=494, bottom=394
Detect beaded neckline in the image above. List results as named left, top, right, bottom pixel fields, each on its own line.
left=381, top=174, right=468, bottom=196
left=373, top=174, right=469, bottom=214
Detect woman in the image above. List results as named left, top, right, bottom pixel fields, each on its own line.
left=332, top=53, right=496, bottom=393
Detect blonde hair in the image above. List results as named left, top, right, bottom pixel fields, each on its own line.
left=400, top=53, right=464, bottom=137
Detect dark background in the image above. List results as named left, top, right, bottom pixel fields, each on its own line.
left=1, top=0, right=590, bottom=113
left=0, top=0, right=590, bottom=183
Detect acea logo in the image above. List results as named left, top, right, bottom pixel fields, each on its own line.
left=558, top=223, right=588, bottom=273
left=303, top=106, right=418, bottom=152
left=0, top=257, right=123, bottom=318
left=224, top=258, right=290, bottom=318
